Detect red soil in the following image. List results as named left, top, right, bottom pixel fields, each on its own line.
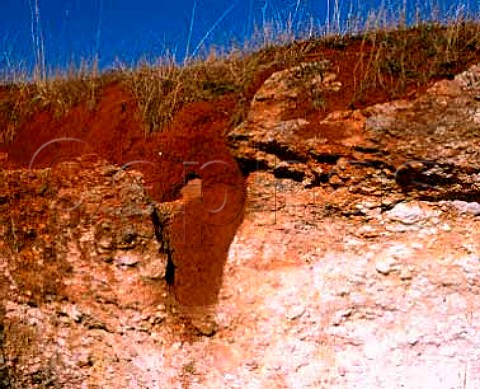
left=1, top=84, right=242, bottom=200
left=2, top=29, right=480, bottom=313
left=1, top=83, right=246, bottom=314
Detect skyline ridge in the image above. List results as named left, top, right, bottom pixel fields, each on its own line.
left=1, top=0, right=479, bottom=78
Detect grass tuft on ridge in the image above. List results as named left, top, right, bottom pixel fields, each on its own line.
left=1, top=9, right=480, bottom=142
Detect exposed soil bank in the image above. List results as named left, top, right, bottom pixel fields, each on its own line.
left=1, top=84, right=246, bottom=328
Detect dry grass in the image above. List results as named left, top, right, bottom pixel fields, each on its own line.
left=1, top=9, right=480, bottom=141
left=351, top=20, right=480, bottom=103
left=0, top=61, right=115, bottom=143
left=119, top=43, right=311, bottom=135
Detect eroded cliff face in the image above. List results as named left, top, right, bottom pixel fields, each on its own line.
left=1, top=61, right=480, bottom=388
left=228, top=61, right=480, bottom=204
left=1, top=157, right=170, bottom=387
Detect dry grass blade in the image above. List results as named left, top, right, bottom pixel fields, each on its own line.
left=1, top=5, right=480, bottom=142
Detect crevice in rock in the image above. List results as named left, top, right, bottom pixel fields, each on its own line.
left=396, top=163, right=480, bottom=192
left=0, top=302, right=10, bottom=389
left=273, top=165, right=306, bottom=181
left=165, top=253, right=175, bottom=286
left=150, top=207, right=165, bottom=245
left=234, top=157, right=270, bottom=176
left=411, top=189, right=480, bottom=203
left=256, top=140, right=308, bottom=164
left=150, top=204, right=177, bottom=294
left=308, top=151, right=343, bottom=164
left=359, top=159, right=396, bottom=171
left=352, top=145, right=388, bottom=155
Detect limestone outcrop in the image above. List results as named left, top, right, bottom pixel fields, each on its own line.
left=1, top=61, right=480, bottom=388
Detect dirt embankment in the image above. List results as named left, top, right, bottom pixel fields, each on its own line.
left=1, top=35, right=480, bottom=387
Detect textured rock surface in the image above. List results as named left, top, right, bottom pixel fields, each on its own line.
left=1, top=62, right=480, bottom=388
left=229, top=62, right=480, bottom=211
left=0, top=157, right=174, bottom=387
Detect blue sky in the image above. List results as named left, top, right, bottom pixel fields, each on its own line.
left=0, top=0, right=477, bottom=76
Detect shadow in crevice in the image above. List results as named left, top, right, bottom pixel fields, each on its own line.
left=151, top=164, right=246, bottom=334
left=171, top=174, right=245, bottom=311
left=0, top=278, right=11, bottom=388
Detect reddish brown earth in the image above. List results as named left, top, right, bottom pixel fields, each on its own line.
left=1, top=37, right=479, bottom=314
left=2, top=31, right=480, bottom=387
left=2, top=30, right=480, bottom=174
left=1, top=85, right=247, bottom=313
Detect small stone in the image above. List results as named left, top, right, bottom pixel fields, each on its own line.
left=56, top=337, right=66, bottom=347
left=375, top=260, right=392, bottom=275
left=83, top=314, right=109, bottom=331
left=337, top=286, right=350, bottom=297
left=115, top=254, right=140, bottom=267
left=385, top=224, right=409, bottom=233
left=63, top=304, right=83, bottom=323
left=386, top=202, right=438, bottom=225
left=411, top=243, right=423, bottom=250
left=407, top=335, right=419, bottom=346
left=140, top=256, right=167, bottom=280
left=286, top=305, right=305, bottom=321
left=441, top=223, right=452, bottom=232
left=76, top=349, right=93, bottom=367
left=450, top=200, right=480, bottom=216
left=332, top=308, right=354, bottom=326
left=97, top=236, right=114, bottom=251
left=357, top=225, right=380, bottom=238
left=149, top=310, right=167, bottom=325
left=329, top=174, right=343, bottom=186
left=102, top=166, right=118, bottom=176
left=118, top=227, right=138, bottom=248
left=406, top=329, right=422, bottom=346
left=191, top=317, right=218, bottom=337
left=361, top=201, right=378, bottom=209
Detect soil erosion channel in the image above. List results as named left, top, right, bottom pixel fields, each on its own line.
left=1, top=85, right=246, bottom=322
